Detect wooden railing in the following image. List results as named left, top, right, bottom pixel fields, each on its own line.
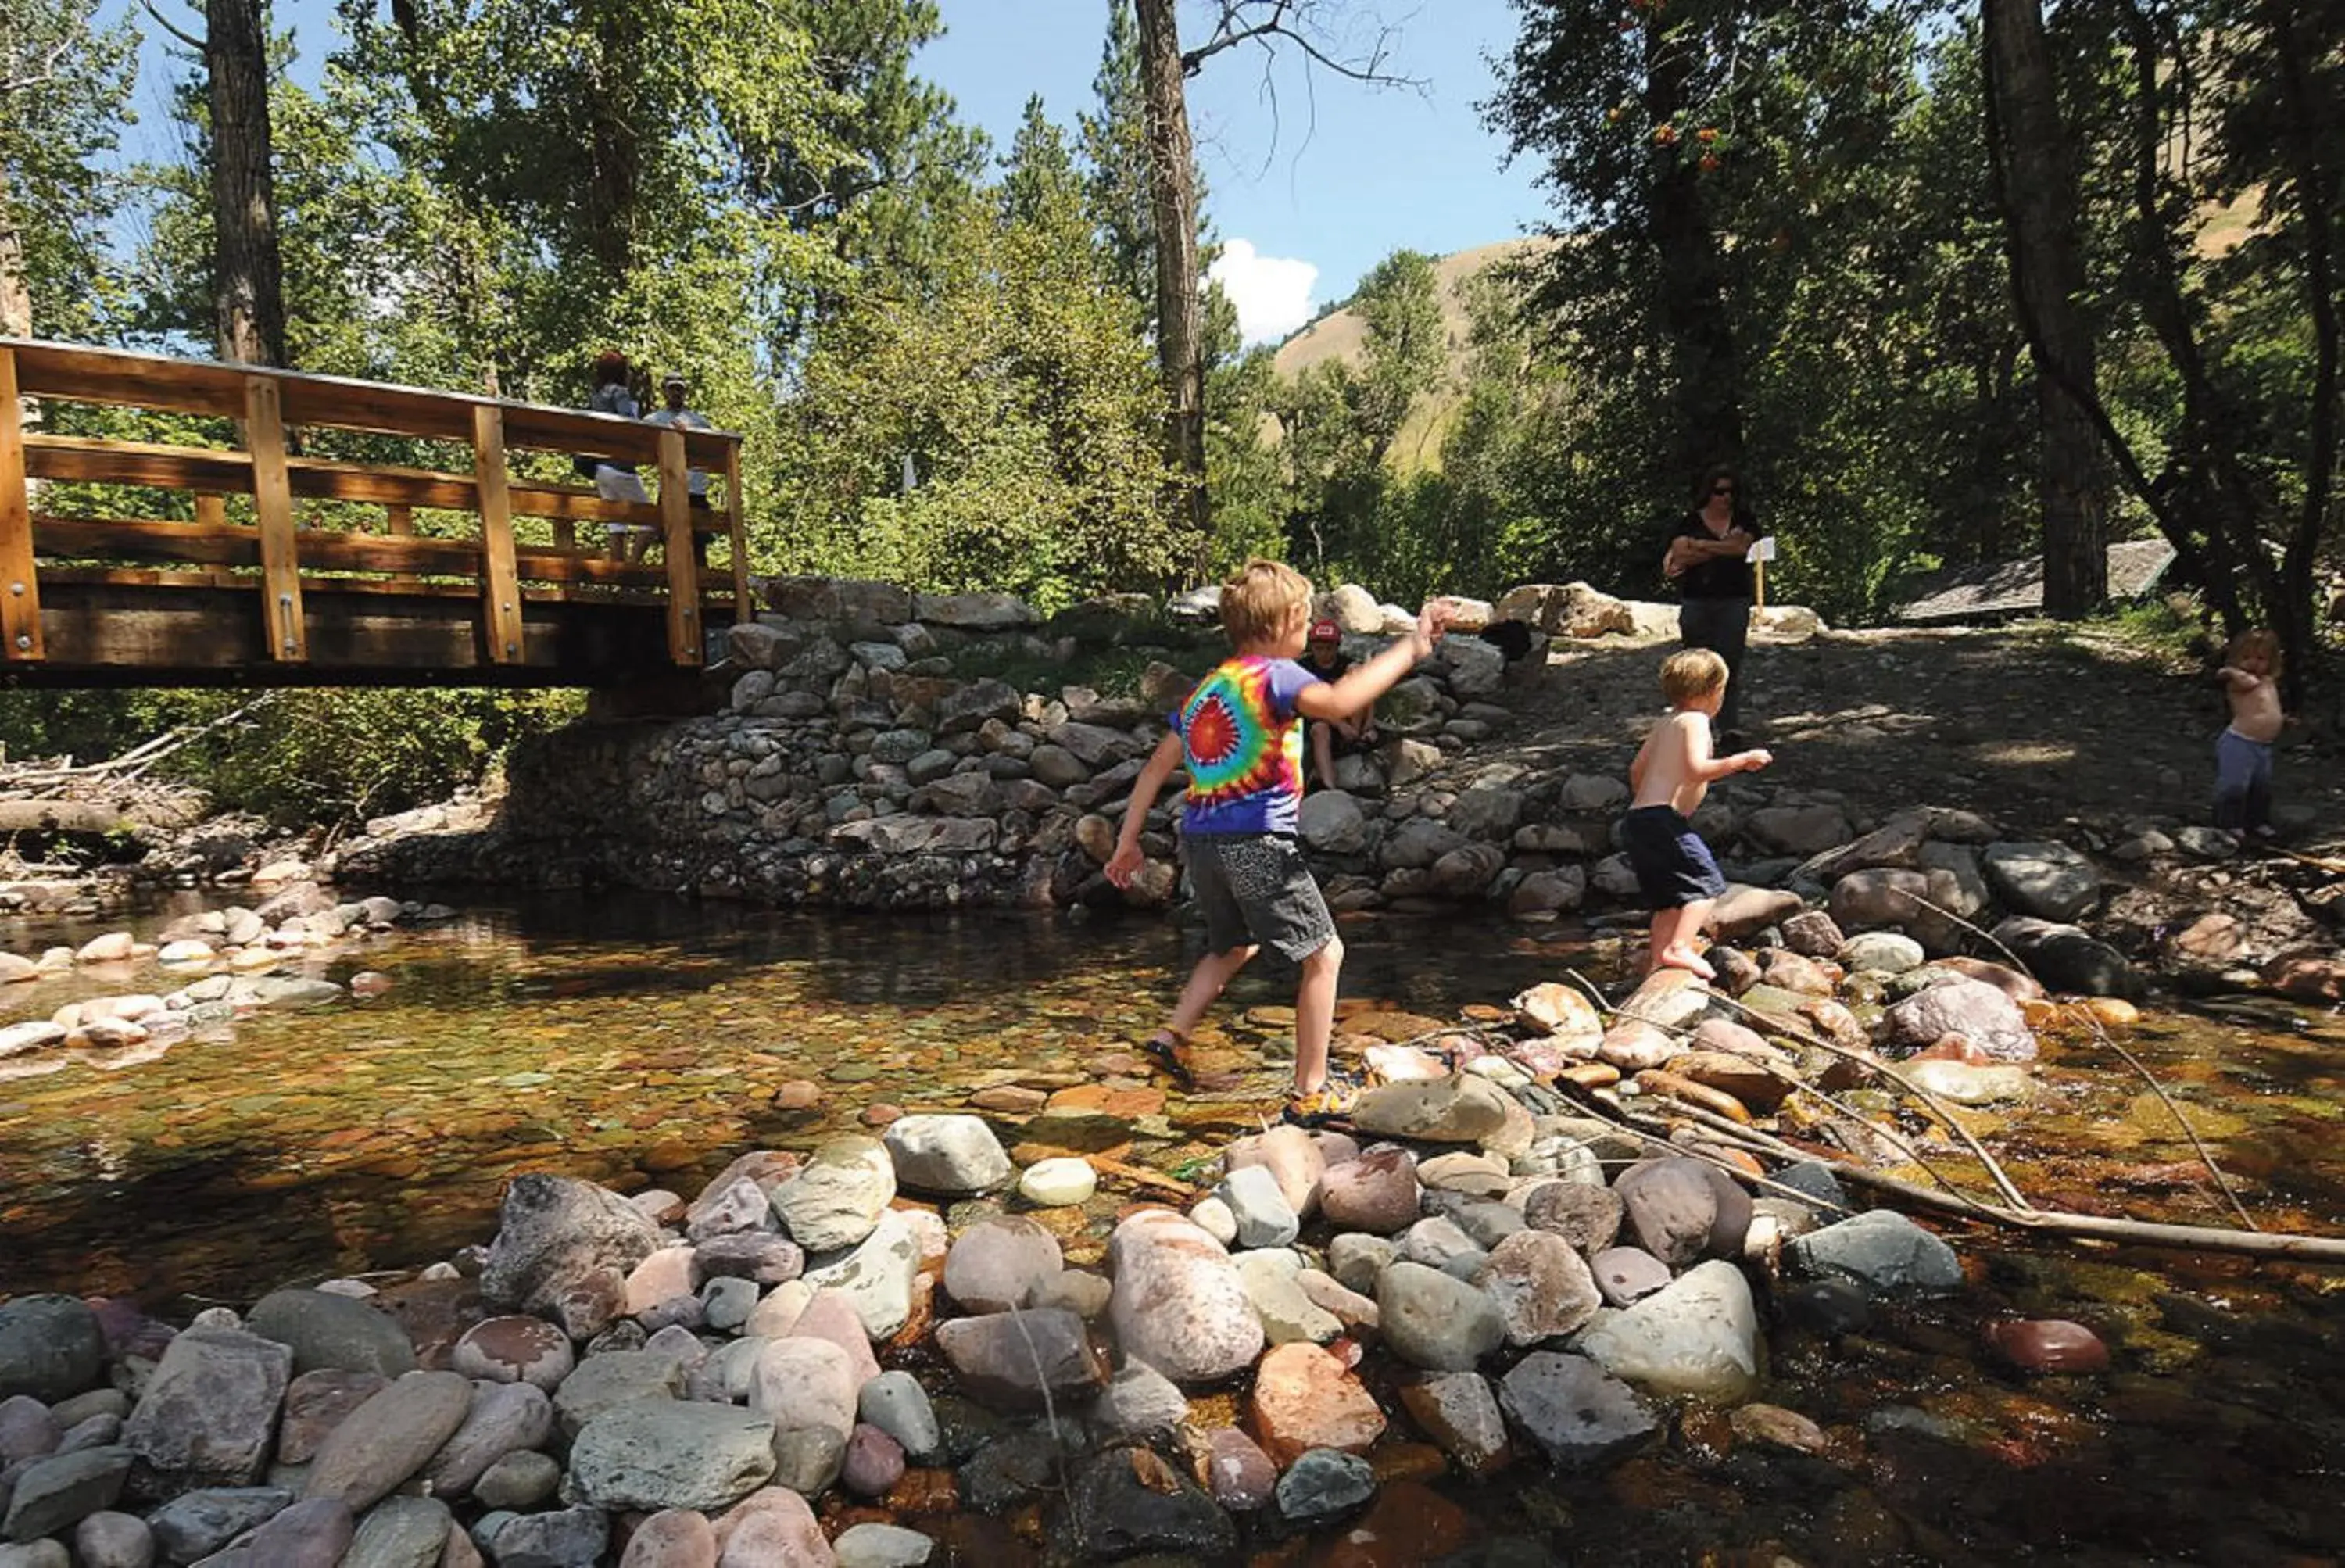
left=0, top=338, right=751, bottom=674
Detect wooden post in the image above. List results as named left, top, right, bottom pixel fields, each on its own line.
left=385, top=503, right=412, bottom=535
left=657, top=426, right=700, bottom=665
left=1754, top=559, right=1767, bottom=610
left=195, top=493, right=227, bottom=528
left=724, top=439, right=750, bottom=620
left=244, top=375, right=306, bottom=660
left=473, top=405, right=525, bottom=664
left=0, top=349, right=41, bottom=660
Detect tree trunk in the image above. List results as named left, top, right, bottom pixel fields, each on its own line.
left=205, top=0, right=288, bottom=367
left=1983, top=0, right=2107, bottom=618
left=1644, top=27, right=1743, bottom=480
left=2264, top=0, right=2340, bottom=703
left=1133, top=0, right=1210, bottom=579
left=0, top=166, right=28, bottom=339
left=583, top=5, right=642, bottom=279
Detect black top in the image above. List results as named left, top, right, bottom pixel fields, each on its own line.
left=1670, top=510, right=1756, bottom=600
left=1301, top=648, right=1353, bottom=684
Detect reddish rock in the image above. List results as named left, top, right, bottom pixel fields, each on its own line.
left=451, top=1316, right=574, bottom=1391
left=619, top=1508, right=718, bottom=1567
left=2263, top=948, right=2345, bottom=1002
left=787, top=1290, right=882, bottom=1387
left=1248, top=1342, right=1387, bottom=1468
left=1757, top=949, right=1839, bottom=997
left=712, top=1487, right=832, bottom=1563
left=1985, top=1319, right=2110, bottom=1375
left=841, top=1423, right=906, bottom=1497
left=1225, top=1126, right=1328, bottom=1219
left=624, top=1247, right=698, bottom=1318
left=772, top=1080, right=822, bottom=1112
left=278, top=1368, right=388, bottom=1465
left=968, top=1086, right=1048, bottom=1114
left=1200, top=1427, right=1277, bottom=1511
left=860, top=1103, right=903, bottom=1127
left=1317, top=1147, right=1421, bottom=1235
left=1728, top=1402, right=1828, bottom=1454
left=1911, top=1035, right=1992, bottom=1065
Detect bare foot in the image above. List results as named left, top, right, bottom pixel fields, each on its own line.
left=1656, top=944, right=1716, bottom=981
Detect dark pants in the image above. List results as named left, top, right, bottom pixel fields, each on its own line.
left=1679, top=596, right=1752, bottom=733
left=2213, top=728, right=2273, bottom=832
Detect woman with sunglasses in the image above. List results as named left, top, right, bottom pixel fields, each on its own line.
left=1662, top=464, right=1760, bottom=745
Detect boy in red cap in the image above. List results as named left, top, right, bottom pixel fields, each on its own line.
left=1301, top=618, right=1377, bottom=790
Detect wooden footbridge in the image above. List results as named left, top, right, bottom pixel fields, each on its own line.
left=0, top=339, right=750, bottom=687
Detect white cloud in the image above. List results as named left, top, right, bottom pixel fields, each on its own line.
left=1209, top=239, right=1319, bottom=345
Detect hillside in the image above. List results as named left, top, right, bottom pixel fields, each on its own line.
left=1268, top=238, right=1552, bottom=473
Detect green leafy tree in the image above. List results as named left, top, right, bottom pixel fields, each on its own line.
left=0, top=0, right=139, bottom=339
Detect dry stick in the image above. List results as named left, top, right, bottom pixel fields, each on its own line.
left=2081, top=1008, right=2259, bottom=1232
left=1566, top=965, right=2034, bottom=1215
left=1907, top=890, right=2257, bottom=1229
left=1669, top=1097, right=2345, bottom=1263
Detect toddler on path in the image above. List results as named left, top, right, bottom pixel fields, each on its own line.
left=1108, top=559, right=1450, bottom=1122
left=2214, top=628, right=2284, bottom=839
left=1624, top=647, right=1772, bottom=979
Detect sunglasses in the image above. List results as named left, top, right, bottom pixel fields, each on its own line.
left=1710, top=483, right=1736, bottom=496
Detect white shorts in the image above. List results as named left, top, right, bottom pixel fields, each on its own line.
left=596, top=466, right=653, bottom=544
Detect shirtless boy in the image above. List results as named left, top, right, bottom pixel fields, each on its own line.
left=1624, top=648, right=1773, bottom=978
left=2214, top=628, right=2284, bottom=838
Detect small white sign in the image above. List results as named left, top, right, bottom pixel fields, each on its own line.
left=1748, top=535, right=1778, bottom=563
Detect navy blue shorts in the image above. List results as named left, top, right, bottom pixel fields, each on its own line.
left=1621, top=805, right=1727, bottom=910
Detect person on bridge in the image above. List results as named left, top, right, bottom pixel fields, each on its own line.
left=586, top=350, right=655, bottom=563
left=646, top=372, right=713, bottom=569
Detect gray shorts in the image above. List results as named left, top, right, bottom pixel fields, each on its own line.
left=1183, top=832, right=1336, bottom=961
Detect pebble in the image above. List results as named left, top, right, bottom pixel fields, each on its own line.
left=1985, top=1318, right=2111, bottom=1374
left=832, top=1522, right=936, bottom=1568
left=881, top=1115, right=1012, bottom=1196
left=1106, top=1211, right=1264, bottom=1384
left=1015, top=1157, right=1096, bottom=1206
left=302, top=1369, right=473, bottom=1512
left=1216, top=1165, right=1301, bottom=1249
left=472, top=1449, right=561, bottom=1511
left=1398, top=1371, right=1511, bottom=1473
left=1273, top=1448, right=1377, bottom=1523
left=1498, top=1351, right=1659, bottom=1467
left=70, top=1512, right=151, bottom=1568
left=941, top=1215, right=1062, bottom=1315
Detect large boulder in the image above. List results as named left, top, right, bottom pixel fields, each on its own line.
left=1991, top=917, right=2143, bottom=999
left=943, top=1215, right=1064, bottom=1315
left=567, top=1400, right=776, bottom=1513
left=0, top=1298, right=106, bottom=1403
left=124, top=1326, right=292, bottom=1497
left=1377, top=1262, right=1505, bottom=1372
left=1576, top=1260, right=1761, bottom=1402
left=769, top=1137, right=897, bottom=1252
left=1788, top=1210, right=1962, bottom=1296
left=882, top=1115, right=1012, bottom=1196
left=1298, top=791, right=1372, bottom=855
left=1982, top=841, right=2101, bottom=922
left=1348, top=1076, right=1511, bottom=1144
left=301, top=1371, right=474, bottom=1514
left=1497, top=1352, right=1658, bottom=1468
left=933, top=1310, right=1106, bottom=1412
left=1881, top=976, right=2037, bottom=1062
left=245, top=1291, right=417, bottom=1379
left=1106, top=1212, right=1264, bottom=1384
left=477, top=1175, right=661, bottom=1340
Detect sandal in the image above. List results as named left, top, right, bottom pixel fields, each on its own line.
left=1282, top=1064, right=1368, bottom=1128
left=1140, top=1030, right=1195, bottom=1089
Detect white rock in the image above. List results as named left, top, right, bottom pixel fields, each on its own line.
left=1016, top=1158, right=1096, bottom=1208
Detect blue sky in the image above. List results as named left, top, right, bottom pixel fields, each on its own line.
left=103, top=0, right=1549, bottom=344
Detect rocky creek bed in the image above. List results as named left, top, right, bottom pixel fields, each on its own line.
left=2, top=889, right=2343, bottom=1566
left=0, top=573, right=2341, bottom=1563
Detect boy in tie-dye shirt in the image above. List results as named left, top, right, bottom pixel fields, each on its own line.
left=1108, top=559, right=1450, bottom=1122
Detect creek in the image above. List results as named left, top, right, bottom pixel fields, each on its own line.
left=2, top=897, right=2341, bottom=1563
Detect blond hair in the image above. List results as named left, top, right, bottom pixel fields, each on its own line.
left=1660, top=647, right=1729, bottom=707
left=1220, top=557, right=1312, bottom=647
left=2225, top=628, right=2282, bottom=675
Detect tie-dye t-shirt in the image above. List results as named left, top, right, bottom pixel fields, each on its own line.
left=1175, top=655, right=1322, bottom=836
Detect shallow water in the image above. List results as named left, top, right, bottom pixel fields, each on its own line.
left=2, top=897, right=2341, bottom=1563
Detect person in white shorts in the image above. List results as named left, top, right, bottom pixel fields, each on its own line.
left=585, top=349, right=653, bottom=561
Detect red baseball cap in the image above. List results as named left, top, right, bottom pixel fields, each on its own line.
left=1309, top=618, right=1341, bottom=642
